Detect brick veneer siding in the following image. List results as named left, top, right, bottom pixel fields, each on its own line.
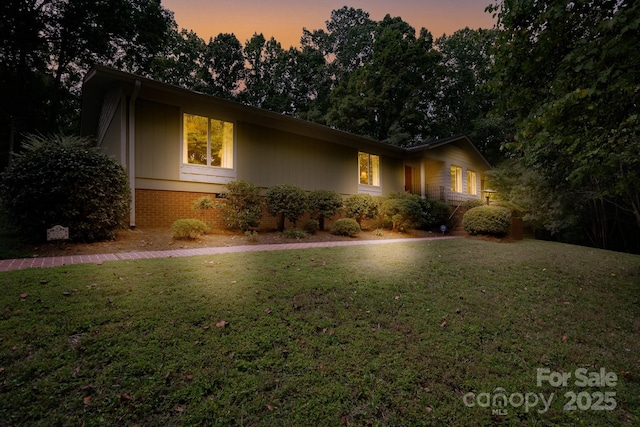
left=134, top=189, right=344, bottom=231
left=134, top=189, right=224, bottom=228
left=134, top=189, right=282, bottom=230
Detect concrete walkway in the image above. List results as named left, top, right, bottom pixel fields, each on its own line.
left=0, top=236, right=457, bottom=272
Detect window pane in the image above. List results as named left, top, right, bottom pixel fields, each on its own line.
left=370, top=155, right=380, bottom=186
left=467, top=171, right=477, bottom=195
left=451, top=166, right=462, bottom=193
left=184, top=114, right=208, bottom=165
left=359, top=152, right=370, bottom=185
left=210, top=119, right=234, bottom=168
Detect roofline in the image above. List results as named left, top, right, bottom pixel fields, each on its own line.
left=406, top=134, right=493, bottom=169
left=82, top=66, right=492, bottom=167
left=82, top=65, right=406, bottom=158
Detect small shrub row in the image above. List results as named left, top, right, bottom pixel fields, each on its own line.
left=187, top=181, right=458, bottom=236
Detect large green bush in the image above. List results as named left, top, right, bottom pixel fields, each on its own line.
left=463, top=205, right=512, bottom=236
left=344, top=194, right=378, bottom=226
left=380, top=193, right=431, bottom=231
left=218, top=180, right=263, bottom=231
left=308, top=189, right=343, bottom=230
left=0, top=134, right=130, bottom=242
left=266, top=184, right=308, bottom=230
left=330, top=218, right=361, bottom=237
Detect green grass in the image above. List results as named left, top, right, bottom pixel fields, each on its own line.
left=0, top=239, right=639, bottom=426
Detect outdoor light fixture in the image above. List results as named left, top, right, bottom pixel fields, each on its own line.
left=482, top=189, right=496, bottom=205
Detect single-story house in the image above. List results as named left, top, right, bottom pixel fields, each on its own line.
left=81, top=65, right=491, bottom=229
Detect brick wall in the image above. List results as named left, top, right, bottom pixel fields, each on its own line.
left=134, top=189, right=226, bottom=228
left=133, top=189, right=338, bottom=230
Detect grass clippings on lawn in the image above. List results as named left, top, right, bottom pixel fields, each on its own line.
left=0, top=238, right=639, bottom=426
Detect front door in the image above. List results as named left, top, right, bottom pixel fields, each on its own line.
left=405, top=166, right=413, bottom=193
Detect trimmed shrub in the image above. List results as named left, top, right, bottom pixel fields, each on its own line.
left=330, top=218, right=361, bottom=237
left=344, top=194, right=378, bottom=226
left=303, top=219, right=319, bottom=235
left=308, top=190, right=343, bottom=230
left=218, top=180, right=262, bottom=231
left=463, top=205, right=512, bottom=236
left=462, top=198, right=485, bottom=210
left=266, top=184, right=308, bottom=230
left=0, top=133, right=130, bottom=242
left=172, top=219, right=208, bottom=239
left=380, top=193, right=429, bottom=231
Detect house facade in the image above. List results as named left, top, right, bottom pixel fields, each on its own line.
left=81, top=66, right=491, bottom=229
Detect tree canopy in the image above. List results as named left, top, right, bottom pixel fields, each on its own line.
left=488, top=0, right=640, bottom=251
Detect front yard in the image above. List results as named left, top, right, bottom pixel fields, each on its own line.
left=0, top=238, right=638, bottom=426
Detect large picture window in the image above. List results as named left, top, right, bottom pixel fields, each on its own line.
left=450, top=165, right=462, bottom=193
left=183, top=113, right=233, bottom=169
left=359, top=152, right=380, bottom=186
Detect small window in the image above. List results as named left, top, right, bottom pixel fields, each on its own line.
left=467, top=170, right=477, bottom=195
left=450, top=165, right=462, bottom=193
left=359, top=152, right=380, bottom=186
left=183, top=113, right=233, bottom=169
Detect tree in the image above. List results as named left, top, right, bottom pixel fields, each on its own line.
left=0, top=0, right=175, bottom=159
left=344, top=194, right=378, bottom=226
left=308, top=190, right=343, bottom=231
left=489, top=0, right=640, bottom=251
left=434, top=28, right=507, bottom=164
left=241, top=34, right=291, bottom=112
left=326, top=16, right=441, bottom=146
left=149, top=28, right=208, bottom=91
left=302, top=7, right=375, bottom=83
left=203, top=33, right=245, bottom=98
left=265, top=184, right=308, bottom=230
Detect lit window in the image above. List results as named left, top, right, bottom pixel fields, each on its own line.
left=467, top=170, right=477, bottom=195
left=359, top=152, right=380, bottom=186
left=451, top=165, right=462, bottom=193
left=183, top=113, right=234, bottom=169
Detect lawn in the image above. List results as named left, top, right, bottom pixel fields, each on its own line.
left=0, top=238, right=638, bottom=426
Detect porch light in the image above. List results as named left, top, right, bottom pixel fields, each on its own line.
left=482, top=189, right=496, bottom=205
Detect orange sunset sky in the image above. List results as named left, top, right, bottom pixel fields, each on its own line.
left=161, top=0, right=496, bottom=48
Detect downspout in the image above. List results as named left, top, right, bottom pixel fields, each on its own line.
left=420, top=161, right=426, bottom=199
left=128, top=80, right=141, bottom=228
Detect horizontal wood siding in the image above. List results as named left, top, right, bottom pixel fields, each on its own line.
left=421, top=142, right=485, bottom=203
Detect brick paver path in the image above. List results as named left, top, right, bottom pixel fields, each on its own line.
left=0, top=236, right=457, bottom=272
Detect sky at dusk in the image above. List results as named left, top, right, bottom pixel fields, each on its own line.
left=161, top=0, right=496, bottom=48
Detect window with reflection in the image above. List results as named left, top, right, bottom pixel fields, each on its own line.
left=183, top=113, right=234, bottom=168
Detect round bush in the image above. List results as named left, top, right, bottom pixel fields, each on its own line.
left=344, top=194, right=378, bottom=226
left=219, top=180, right=263, bottom=231
left=303, top=219, right=319, bottom=234
left=463, top=205, right=512, bottom=236
left=308, top=190, right=343, bottom=231
left=0, top=134, right=130, bottom=242
left=172, top=218, right=208, bottom=239
left=266, top=184, right=308, bottom=230
left=330, top=218, right=361, bottom=237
